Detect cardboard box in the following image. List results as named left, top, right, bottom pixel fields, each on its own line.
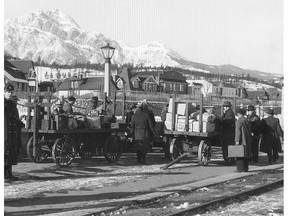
left=192, top=121, right=200, bottom=132
left=176, top=103, right=186, bottom=115
left=176, top=122, right=186, bottom=131
left=176, top=118, right=194, bottom=132
left=168, top=98, right=173, bottom=113
left=166, top=113, right=173, bottom=122
left=165, top=121, right=173, bottom=130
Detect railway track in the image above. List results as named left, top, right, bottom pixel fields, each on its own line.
left=99, top=169, right=283, bottom=216
left=167, top=178, right=283, bottom=216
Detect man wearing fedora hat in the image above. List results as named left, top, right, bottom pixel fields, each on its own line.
left=220, top=101, right=236, bottom=165
left=246, top=105, right=262, bottom=163
left=4, top=83, right=22, bottom=182
left=260, top=108, right=283, bottom=164
left=130, top=102, right=157, bottom=164
left=234, top=108, right=252, bottom=172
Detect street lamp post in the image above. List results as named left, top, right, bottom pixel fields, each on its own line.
left=101, top=43, right=115, bottom=97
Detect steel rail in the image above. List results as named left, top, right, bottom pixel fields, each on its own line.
left=167, top=178, right=283, bottom=216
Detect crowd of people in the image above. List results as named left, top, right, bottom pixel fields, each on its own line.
left=221, top=101, right=283, bottom=172
left=4, top=82, right=284, bottom=182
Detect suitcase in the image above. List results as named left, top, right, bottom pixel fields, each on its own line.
left=228, top=145, right=248, bottom=158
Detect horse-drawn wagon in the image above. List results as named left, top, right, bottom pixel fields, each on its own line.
left=162, top=94, right=223, bottom=169
left=22, top=91, right=126, bottom=167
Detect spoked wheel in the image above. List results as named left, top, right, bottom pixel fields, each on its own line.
left=169, top=138, right=184, bottom=160
left=52, top=136, right=76, bottom=167
left=78, top=137, right=94, bottom=160
left=26, top=136, right=50, bottom=163
left=198, top=139, right=211, bottom=165
left=103, top=135, right=122, bottom=163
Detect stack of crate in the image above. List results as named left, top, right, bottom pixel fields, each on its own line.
left=164, top=98, right=216, bottom=133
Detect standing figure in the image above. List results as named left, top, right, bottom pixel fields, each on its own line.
left=63, top=96, right=76, bottom=115
left=220, top=101, right=236, bottom=165
left=142, top=100, right=156, bottom=152
left=4, top=83, right=21, bottom=182
left=131, top=102, right=157, bottom=164
left=125, top=103, right=137, bottom=128
left=260, top=108, right=283, bottom=164
left=246, top=105, right=262, bottom=163
left=234, top=108, right=252, bottom=172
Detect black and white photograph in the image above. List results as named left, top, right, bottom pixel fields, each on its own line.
left=3, top=0, right=285, bottom=215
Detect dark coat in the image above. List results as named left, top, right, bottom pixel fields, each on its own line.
left=260, top=116, right=283, bottom=153
left=235, top=116, right=252, bottom=158
left=221, top=108, right=236, bottom=144
left=143, top=107, right=156, bottom=127
left=4, top=98, right=22, bottom=165
left=131, top=108, right=156, bottom=151
left=247, top=112, right=262, bottom=138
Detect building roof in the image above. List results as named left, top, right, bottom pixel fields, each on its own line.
left=211, top=81, right=237, bottom=88
left=7, top=60, right=35, bottom=75
left=246, top=90, right=268, bottom=99
left=189, top=82, right=203, bottom=86
left=4, top=60, right=27, bottom=82
left=57, top=77, right=118, bottom=91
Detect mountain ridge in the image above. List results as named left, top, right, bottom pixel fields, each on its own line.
left=4, top=9, right=282, bottom=80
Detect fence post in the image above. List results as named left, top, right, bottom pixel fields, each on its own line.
left=112, top=91, right=116, bottom=116
left=122, top=92, right=126, bottom=121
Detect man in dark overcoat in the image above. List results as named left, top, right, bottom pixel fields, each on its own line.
left=142, top=100, right=156, bottom=152
left=131, top=102, right=157, bottom=164
left=246, top=105, right=262, bottom=163
left=4, top=83, right=22, bottom=182
left=260, top=108, right=283, bottom=164
left=220, top=101, right=236, bottom=165
left=234, top=108, right=252, bottom=172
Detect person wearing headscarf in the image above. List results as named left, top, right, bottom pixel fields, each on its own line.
left=4, top=83, right=22, bottom=182
left=220, top=101, right=236, bottom=165
left=234, top=108, right=252, bottom=172
left=131, top=102, right=157, bottom=164
left=246, top=105, right=262, bottom=163
left=260, top=108, right=283, bottom=164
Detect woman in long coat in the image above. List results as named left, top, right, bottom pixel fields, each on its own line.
left=234, top=108, right=252, bottom=172
left=4, top=83, right=22, bottom=182
left=131, top=102, right=156, bottom=164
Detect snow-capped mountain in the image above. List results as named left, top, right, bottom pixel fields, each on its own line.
left=4, top=9, right=281, bottom=80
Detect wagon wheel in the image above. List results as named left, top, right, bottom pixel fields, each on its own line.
left=198, top=139, right=211, bottom=166
left=169, top=138, right=184, bottom=160
left=26, top=136, right=50, bottom=163
left=78, top=137, right=94, bottom=160
left=103, top=135, right=122, bottom=163
left=52, top=136, right=76, bottom=167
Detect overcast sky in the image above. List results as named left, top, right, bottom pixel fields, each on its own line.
left=4, top=0, right=284, bottom=74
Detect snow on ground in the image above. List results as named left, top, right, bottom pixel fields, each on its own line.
left=4, top=163, right=192, bottom=200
